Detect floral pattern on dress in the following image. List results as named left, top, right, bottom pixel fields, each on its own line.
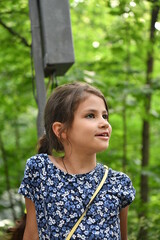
left=18, top=153, right=135, bottom=240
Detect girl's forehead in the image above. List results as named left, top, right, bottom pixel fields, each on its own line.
left=77, top=94, right=107, bottom=110
left=80, top=92, right=102, bottom=101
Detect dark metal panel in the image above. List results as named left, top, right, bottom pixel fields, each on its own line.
left=39, top=0, right=75, bottom=77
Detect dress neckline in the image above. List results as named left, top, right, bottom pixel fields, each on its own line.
left=43, top=153, right=101, bottom=178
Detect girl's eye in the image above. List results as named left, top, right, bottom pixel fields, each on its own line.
left=86, top=113, right=95, bottom=119
left=103, top=114, right=108, bottom=120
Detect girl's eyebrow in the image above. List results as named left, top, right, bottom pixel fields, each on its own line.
left=83, top=109, right=108, bottom=113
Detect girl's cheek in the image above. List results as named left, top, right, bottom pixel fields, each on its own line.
left=109, top=124, right=112, bottom=135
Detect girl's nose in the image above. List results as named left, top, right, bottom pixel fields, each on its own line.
left=99, top=118, right=110, bottom=129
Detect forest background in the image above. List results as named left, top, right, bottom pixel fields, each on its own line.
left=0, top=0, right=160, bottom=240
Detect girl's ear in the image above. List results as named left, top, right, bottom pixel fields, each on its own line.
left=52, top=122, right=66, bottom=140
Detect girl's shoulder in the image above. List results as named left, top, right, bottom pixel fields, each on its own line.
left=99, top=164, right=135, bottom=189
left=106, top=167, right=136, bottom=207
left=26, top=153, right=48, bottom=164
left=108, top=167, right=133, bottom=183
left=25, top=153, right=49, bottom=172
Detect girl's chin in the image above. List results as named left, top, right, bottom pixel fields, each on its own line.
left=97, top=144, right=109, bottom=152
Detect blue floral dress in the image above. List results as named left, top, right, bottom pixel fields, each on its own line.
left=19, top=153, right=135, bottom=240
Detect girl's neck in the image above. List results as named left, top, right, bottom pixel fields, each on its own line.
left=48, top=153, right=97, bottom=175
left=62, top=153, right=97, bottom=175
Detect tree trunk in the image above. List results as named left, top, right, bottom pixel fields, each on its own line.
left=122, top=95, right=127, bottom=172
left=138, top=2, right=159, bottom=239
left=122, top=21, right=131, bottom=172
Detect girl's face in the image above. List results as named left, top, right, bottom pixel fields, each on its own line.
left=65, top=94, right=112, bottom=155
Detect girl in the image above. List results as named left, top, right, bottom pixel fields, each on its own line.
left=18, top=82, right=135, bottom=240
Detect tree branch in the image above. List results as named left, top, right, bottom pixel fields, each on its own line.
left=0, top=10, right=28, bottom=16
left=0, top=17, right=31, bottom=48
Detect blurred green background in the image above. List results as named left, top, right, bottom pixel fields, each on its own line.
left=0, top=0, right=160, bottom=239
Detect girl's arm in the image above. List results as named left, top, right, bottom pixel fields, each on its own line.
left=23, top=198, right=39, bottom=240
left=120, top=206, right=129, bottom=240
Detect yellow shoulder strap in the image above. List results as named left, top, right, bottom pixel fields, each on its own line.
left=66, top=165, right=108, bottom=240
left=24, top=208, right=27, bottom=214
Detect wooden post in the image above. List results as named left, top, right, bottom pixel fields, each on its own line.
left=29, top=0, right=46, bottom=138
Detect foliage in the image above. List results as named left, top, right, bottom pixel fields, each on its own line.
left=0, top=0, right=160, bottom=239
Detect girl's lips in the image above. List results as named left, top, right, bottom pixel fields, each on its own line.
left=95, top=132, right=110, bottom=140
left=95, top=132, right=109, bottom=137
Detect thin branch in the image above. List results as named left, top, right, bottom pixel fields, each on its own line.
left=0, top=10, right=28, bottom=16
left=0, top=17, right=31, bottom=48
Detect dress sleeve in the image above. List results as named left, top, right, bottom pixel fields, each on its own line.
left=18, top=156, right=39, bottom=202
left=118, top=173, right=136, bottom=209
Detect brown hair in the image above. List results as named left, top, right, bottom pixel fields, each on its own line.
left=38, top=82, right=108, bottom=155
left=8, top=214, right=26, bottom=240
